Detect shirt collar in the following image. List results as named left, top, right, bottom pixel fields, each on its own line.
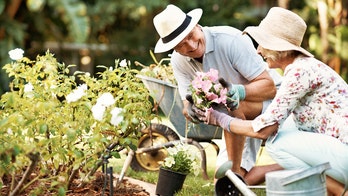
left=202, top=27, right=215, bottom=54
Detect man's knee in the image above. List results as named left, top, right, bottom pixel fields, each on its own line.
left=238, top=101, right=263, bottom=119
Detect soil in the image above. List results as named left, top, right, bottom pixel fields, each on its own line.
left=1, top=171, right=151, bottom=196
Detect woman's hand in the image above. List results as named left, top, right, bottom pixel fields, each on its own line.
left=192, top=105, right=234, bottom=132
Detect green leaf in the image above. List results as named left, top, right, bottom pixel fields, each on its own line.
left=0, top=0, right=5, bottom=14
left=0, top=118, right=8, bottom=127
left=57, top=187, right=66, bottom=196
left=39, top=123, right=48, bottom=134
left=110, top=151, right=120, bottom=159
left=48, top=0, right=90, bottom=43
left=128, top=143, right=137, bottom=151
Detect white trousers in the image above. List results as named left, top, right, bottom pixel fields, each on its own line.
left=216, top=99, right=273, bottom=171
left=266, top=129, right=348, bottom=185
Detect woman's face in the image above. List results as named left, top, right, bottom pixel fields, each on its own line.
left=174, top=25, right=206, bottom=59
left=257, top=46, right=279, bottom=69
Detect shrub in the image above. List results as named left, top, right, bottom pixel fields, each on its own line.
left=0, top=50, right=155, bottom=194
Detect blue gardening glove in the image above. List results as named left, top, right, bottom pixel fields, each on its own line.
left=219, top=78, right=246, bottom=111
left=185, top=95, right=202, bottom=123
left=192, top=106, right=234, bottom=132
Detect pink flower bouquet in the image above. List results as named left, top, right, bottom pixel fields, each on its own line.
left=189, top=68, right=228, bottom=109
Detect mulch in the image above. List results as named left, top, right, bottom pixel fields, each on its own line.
left=1, top=171, right=151, bottom=196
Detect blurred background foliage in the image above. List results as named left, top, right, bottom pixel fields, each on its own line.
left=1, top=0, right=347, bottom=95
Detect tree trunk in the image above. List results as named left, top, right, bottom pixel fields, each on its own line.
left=318, top=1, right=329, bottom=64
left=0, top=0, right=22, bottom=39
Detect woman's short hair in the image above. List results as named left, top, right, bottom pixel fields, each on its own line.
left=262, top=48, right=302, bottom=62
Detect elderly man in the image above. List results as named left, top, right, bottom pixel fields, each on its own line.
left=153, top=4, right=283, bottom=185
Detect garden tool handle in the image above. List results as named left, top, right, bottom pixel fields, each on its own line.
left=280, top=162, right=331, bottom=186
left=225, top=170, right=257, bottom=196
left=118, top=150, right=135, bottom=183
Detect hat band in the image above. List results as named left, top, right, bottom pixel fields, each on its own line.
left=162, top=15, right=192, bottom=44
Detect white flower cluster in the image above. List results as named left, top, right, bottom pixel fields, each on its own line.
left=23, top=82, right=34, bottom=98
left=66, top=84, right=87, bottom=103
left=119, top=59, right=128, bottom=67
left=8, top=48, right=24, bottom=60
left=91, top=92, right=124, bottom=126
left=163, top=142, right=202, bottom=176
left=66, top=86, right=124, bottom=127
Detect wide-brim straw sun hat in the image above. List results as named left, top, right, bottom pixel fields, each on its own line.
left=153, top=4, right=202, bottom=53
left=243, top=7, right=313, bottom=57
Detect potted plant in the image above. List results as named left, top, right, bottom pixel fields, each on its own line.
left=155, top=141, right=201, bottom=196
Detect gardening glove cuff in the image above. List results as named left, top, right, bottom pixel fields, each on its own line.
left=192, top=107, right=234, bottom=132
left=219, top=78, right=245, bottom=111
left=231, top=84, right=246, bottom=101
left=208, top=109, right=234, bottom=132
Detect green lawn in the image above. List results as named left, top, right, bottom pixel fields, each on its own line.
left=110, top=142, right=270, bottom=195
left=108, top=116, right=274, bottom=195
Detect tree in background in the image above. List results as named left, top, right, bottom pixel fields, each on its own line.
left=1, top=0, right=347, bottom=94
left=0, top=0, right=167, bottom=94
left=306, top=0, right=348, bottom=81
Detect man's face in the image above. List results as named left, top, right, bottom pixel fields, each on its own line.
left=174, top=25, right=205, bottom=58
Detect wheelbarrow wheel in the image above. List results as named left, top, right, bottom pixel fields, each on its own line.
left=130, top=123, right=180, bottom=172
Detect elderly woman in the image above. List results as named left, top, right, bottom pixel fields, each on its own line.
left=193, top=7, right=348, bottom=196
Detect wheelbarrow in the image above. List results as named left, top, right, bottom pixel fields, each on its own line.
left=119, top=75, right=223, bottom=181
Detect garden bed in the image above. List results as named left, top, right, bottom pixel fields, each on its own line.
left=1, top=171, right=151, bottom=196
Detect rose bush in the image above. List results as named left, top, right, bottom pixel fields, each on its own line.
left=0, top=49, right=155, bottom=195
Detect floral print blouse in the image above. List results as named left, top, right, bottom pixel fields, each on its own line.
left=252, top=56, right=348, bottom=144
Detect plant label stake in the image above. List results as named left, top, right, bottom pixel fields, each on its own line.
left=102, top=154, right=114, bottom=196
left=215, top=161, right=256, bottom=196
left=107, top=166, right=114, bottom=196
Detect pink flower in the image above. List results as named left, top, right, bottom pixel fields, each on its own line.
left=201, top=80, right=213, bottom=93
left=191, top=73, right=204, bottom=90
left=189, top=68, right=228, bottom=109
left=219, top=88, right=228, bottom=104
left=205, top=68, right=219, bottom=82
left=206, top=92, right=219, bottom=102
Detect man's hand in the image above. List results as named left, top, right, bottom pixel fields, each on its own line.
left=183, top=95, right=201, bottom=123
left=219, top=78, right=246, bottom=111
left=192, top=106, right=234, bottom=132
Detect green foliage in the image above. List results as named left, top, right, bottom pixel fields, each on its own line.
left=46, top=0, right=90, bottom=43
left=0, top=51, right=155, bottom=194
left=1, top=0, right=348, bottom=94
left=138, top=51, right=176, bottom=84
left=0, top=0, right=5, bottom=14
left=332, top=25, right=348, bottom=60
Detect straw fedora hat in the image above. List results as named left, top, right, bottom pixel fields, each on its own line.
left=243, top=7, right=313, bottom=57
left=153, top=4, right=202, bottom=53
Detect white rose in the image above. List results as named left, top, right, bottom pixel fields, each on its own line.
left=110, top=107, right=124, bottom=126
left=24, top=82, right=34, bottom=93
left=24, top=82, right=34, bottom=98
left=91, top=104, right=106, bottom=121
left=96, top=92, right=115, bottom=107
left=9, top=48, right=24, bottom=60
left=66, top=84, right=87, bottom=103
left=119, top=59, right=127, bottom=67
